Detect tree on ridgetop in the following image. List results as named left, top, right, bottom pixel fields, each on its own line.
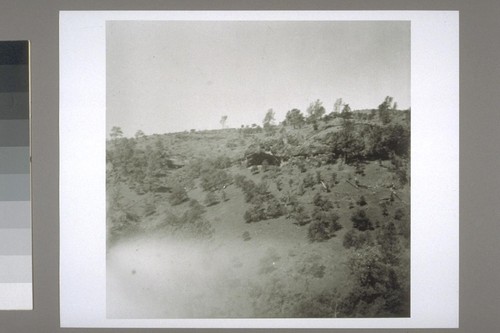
left=306, top=99, right=326, bottom=123
left=285, top=108, right=305, bottom=129
left=134, top=130, right=145, bottom=139
left=220, top=115, right=228, bottom=128
left=340, top=104, right=352, bottom=121
left=334, top=98, right=343, bottom=113
left=110, top=126, right=123, bottom=140
left=263, top=109, right=276, bottom=132
left=378, top=96, right=394, bottom=124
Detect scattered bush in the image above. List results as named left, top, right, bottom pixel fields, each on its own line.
left=292, top=205, right=310, bottom=226
left=200, top=168, right=232, bottom=192
left=204, top=191, right=219, bottom=206
left=266, top=197, right=286, bottom=218
left=394, top=208, right=404, bottom=220
left=303, top=172, right=315, bottom=188
left=357, top=195, right=367, bottom=206
left=242, top=231, right=251, bottom=241
left=244, top=203, right=267, bottom=223
left=313, top=193, right=334, bottom=211
left=308, top=220, right=331, bottom=242
left=308, top=209, right=342, bottom=242
left=380, top=201, right=389, bottom=216
left=160, top=207, right=214, bottom=239
left=343, top=228, right=374, bottom=249
left=351, top=209, right=373, bottom=231
left=169, top=184, right=189, bottom=205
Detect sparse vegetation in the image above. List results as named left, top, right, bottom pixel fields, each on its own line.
left=106, top=98, right=410, bottom=318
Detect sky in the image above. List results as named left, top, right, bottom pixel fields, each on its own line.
left=106, top=20, right=410, bottom=137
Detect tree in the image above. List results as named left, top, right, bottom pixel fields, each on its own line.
left=327, top=121, right=365, bottom=164
left=285, top=109, right=305, bottom=128
left=378, top=96, right=394, bottom=124
left=220, top=115, right=228, bottom=128
left=340, top=104, right=352, bottom=120
left=351, top=209, right=373, bottom=231
left=339, top=246, right=406, bottom=317
left=334, top=98, right=343, bottom=113
left=377, top=222, right=401, bottom=265
left=306, top=99, right=326, bottom=123
left=110, top=126, right=123, bottom=140
left=343, top=228, right=374, bottom=249
left=134, top=130, right=145, bottom=139
left=263, top=109, right=275, bottom=131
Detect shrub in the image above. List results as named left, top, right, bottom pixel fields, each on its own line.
left=160, top=207, right=213, bottom=239
left=308, top=220, right=330, bottom=242
left=303, top=172, right=315, bottom=188
left=266, top=197, right=285, bottom=219
left=169, top=184, right=188, bottom=205
left=188, top=199, right=206, bottom=218
left=315, top=170, right=322, bottom=184
left=357, top=195, right=367, bottom=206
left=292, top=205, right=310, bottom=226
left=143, top=196, right=157, bottom=216
left=200, top=168, right=232, bottom=192
left=204, top=192, right=219, bottom=206
left=242, top=231, right=251, bottom=241
left=212, top=155, right=232, bottom=169
left=262, top=159, right=269, bottom=172
left=380, top=202, right=389, bottom=216
left=355, top=163, right=365, bottom=176
left=308, top=209, right=342, bottom=242
left=343, top=228, right=374, bottom=249
left=351, top=209, right=373, bottom=231
left=234, top=174, right=247, bottom=188
left=241, top=180, right=269, bottom=204
left=244, top=203, right=267, bottom=223
left=394, top=208, right=404, bottom=220
left=108, top=210, right=140, bottom=241
left=313, top=193, right=334, bottom=211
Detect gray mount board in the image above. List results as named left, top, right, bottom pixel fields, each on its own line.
left=0, top=0, right=499, bottom=333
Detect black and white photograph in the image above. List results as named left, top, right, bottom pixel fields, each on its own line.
left=105, top=20, right=411, bottom=319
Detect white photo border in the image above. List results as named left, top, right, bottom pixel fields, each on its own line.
left=59, top=10, right=459, bottom=328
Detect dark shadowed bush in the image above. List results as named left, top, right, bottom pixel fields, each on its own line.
left=351, top=209, right=373, bottom=231
left=343, top=228, right=374, bottom=249
left=357, top=195, right=367, bottom=206
left=308, top=209, right=342, bottom=242
left=244, top=203, right=267, bottom=223
left=200, top=167, right=232, bottom=192
left=266, top=197, right=285, bottom=219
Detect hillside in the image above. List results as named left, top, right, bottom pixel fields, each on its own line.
left=106, top=106, right=411, bottom=318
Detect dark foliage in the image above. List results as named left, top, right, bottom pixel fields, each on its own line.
left=169, top=184, right=189, bottom=206
left=343, top=228, right=374, bottom=249
left=308, top=208, right=342, bottom=242
left=351, top=209, right=373, bottom=231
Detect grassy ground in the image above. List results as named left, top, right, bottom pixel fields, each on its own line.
left=106, top=112, right=410, bottom=318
